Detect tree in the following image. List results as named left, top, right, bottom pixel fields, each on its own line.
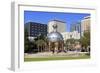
left=65, top=38, right=75, bottom=51
left=80, top=31, right=90, bottom=48
left=34, top=34, right=47, bottom=52
left=65, top=38, right=80, bottom=51
left=35, top=39, right=45, bottom=52
left=24, top=28, right=30, bottom=53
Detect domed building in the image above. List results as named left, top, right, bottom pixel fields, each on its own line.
left=47, top=23, right=65, bottom=53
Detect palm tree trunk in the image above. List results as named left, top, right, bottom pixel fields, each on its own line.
left=38, top=46, right=39, bottom=52
left=41, top=46, right=42, bottom=52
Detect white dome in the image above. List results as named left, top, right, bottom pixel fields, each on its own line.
left=47, top=32, right=63, bottom=42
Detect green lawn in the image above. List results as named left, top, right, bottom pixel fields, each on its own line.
left=24, top=55, right=90, bottom=62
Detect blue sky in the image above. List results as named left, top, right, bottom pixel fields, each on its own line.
left=24, top=11, right=90, bottom=31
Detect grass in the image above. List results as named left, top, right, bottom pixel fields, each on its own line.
left=24, top=55, right=90, bottom=62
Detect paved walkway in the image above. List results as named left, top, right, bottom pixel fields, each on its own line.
left=24, top=52, right=88, bottom=58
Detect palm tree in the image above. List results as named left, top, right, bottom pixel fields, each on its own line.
left=34, top=33, right=48, bottom=53
left=66, top=38, right=75, bottom=51
left=35, top=39, right=46, bottom=52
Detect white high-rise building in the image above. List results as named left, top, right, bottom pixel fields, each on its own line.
left=61, top=31, right=80, bottom=41
left=81, top=16, right=90, bottom=36
left=48, top=20, right=66, bottom=33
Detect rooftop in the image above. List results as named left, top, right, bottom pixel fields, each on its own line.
left=50, top=19, right=66, bottom=23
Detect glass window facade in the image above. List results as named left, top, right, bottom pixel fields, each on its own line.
left=25, top=22, right=47, bottom=37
